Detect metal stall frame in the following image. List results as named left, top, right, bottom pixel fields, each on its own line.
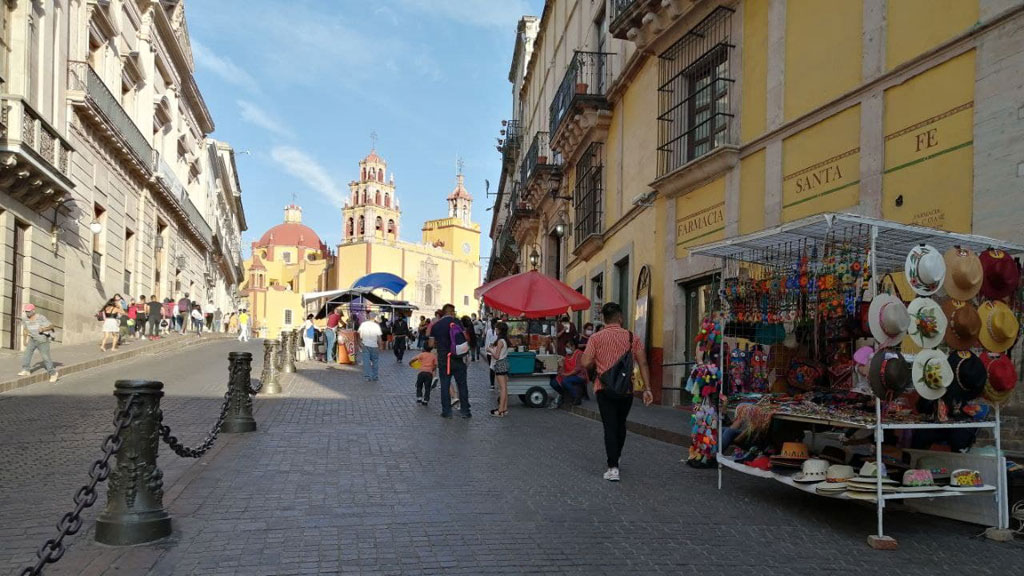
left=689, top=213, right=1023, bottom=548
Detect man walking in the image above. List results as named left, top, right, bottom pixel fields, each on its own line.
left=237, top=309, right=251, bottom=342
left=581, top=302, right=653, bottom=482
left=212, top=307, right=223, bottom=334
left=17, top=303, right=59, bottom=382
left=471, top=313, right=485, bottom=362
left=136, top=295, right=149, bottom=340
left=146, top=295, right=162, bottom=340
left=358, top=312, right=383, bottom=381
left=325, top=306, right=341, bottom=363
left=392, top=311, right=409, bottom=363
left=430, top=303, right=471, bottom=419
left=177, top=293, right=190, bottom=334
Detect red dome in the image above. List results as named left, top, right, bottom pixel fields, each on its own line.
left=257, top=222, right=323, bottom=250
left=364, top=150, right=384, bottom=164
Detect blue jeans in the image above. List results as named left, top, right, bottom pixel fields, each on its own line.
left=439, top=354, right=470, bottom=416
left=22, top=338, right=55, bottom=375
left=552, top=375, right=585, bottom=402
left=362, top=346, right=380, bottom=380
left=325, top=329, right=337, bottom=363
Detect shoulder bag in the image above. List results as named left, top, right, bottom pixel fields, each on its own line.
left=598, top=332, right=635, bottom=399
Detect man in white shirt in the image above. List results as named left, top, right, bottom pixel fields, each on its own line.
left=358, top=312, right=383, bottom=382
left=484, top=318, right=498, bottom=389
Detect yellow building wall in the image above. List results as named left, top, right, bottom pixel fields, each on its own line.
left=674, top=177, right=726, bottom=260
left=335, top=243, right=368, bottom=289
left=782, top=105, right=861, bottom=222
left=604, top=58, right=659, bottom=226
left=739, top=150, right=766, bottom=234
left=784, top=0, right=862, bottom=121
left=261, top=289, right=303, bottom=336
left=886, top=0, right=978, bottom=70
left=741, top=0, right=769, bottom=143
left=882, top=50, right=975, bottom=232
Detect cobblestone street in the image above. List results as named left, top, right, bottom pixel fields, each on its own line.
left=1, top=340, right=1021, bottom=575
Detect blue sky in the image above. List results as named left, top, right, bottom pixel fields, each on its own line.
left=187, top=0, right=544, bottom=270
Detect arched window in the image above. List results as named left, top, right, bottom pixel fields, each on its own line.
left=387, top=219, right=395, bottom=233
left=361, top=190, right=368, bottom=204
left=346, top=218, right=354, bottom=238
left=375, top=190, right=382, bottom=205
left=361, top=167, right=366, bottom=181
left=424, top=284, right=433, bottom=306
left=358, top=215, right=365, bottom=234
left=384, top=193, right=390, bottom=208
left=378, top=170, right=384, bottom=182
left=375, top=216, right=383, bottom=230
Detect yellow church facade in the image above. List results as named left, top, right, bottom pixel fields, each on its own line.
left=240, top=205, right=333, bottom=337
left=335, top=151, right=482, bottom=315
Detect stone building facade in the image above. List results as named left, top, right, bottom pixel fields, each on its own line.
left=0, top=0, right=245, bottom=347
left=488, top=0, right=1024, bottom=449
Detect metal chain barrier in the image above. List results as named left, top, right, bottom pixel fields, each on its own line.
left=19, top=397, right=138, bottom=576
left=158, top=386, right=232, bottom=459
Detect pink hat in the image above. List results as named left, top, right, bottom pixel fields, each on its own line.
left=853, top=346, right=874, bottom=366
left=23, top=303, right=35, bottom=312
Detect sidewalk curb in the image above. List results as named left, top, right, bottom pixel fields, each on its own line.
left=0, top=335, right=236, bottom=394
left=568, top=404, right=690, bottom=446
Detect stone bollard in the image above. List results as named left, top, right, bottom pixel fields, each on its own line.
left=279, top=330, right=297, bottom=373
left=95, top=380, right=172, bottom=545
left=260, top=339, right=282, bottom=394
left=222, top=352, right=257, bottom=433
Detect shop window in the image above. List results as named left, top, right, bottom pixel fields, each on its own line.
left=657, top=6, right=734, bottom=176
left=574, top=142, right=604, bottom=247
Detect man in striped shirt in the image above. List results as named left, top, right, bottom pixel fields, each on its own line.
left=581, top=302, right=653, bottom=482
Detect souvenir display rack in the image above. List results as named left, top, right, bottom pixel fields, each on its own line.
left=688, top=213, right=1024, bottom=547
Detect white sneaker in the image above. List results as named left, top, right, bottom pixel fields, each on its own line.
left=49, top=372, right=59, bottom=383
left=17, top=370, right=31, bottom=376
left=603, top=468, right=620, bottom=482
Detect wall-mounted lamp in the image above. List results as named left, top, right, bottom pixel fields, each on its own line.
left=547, top=178, right=573, bottom=202
left=89, top=221, right=104, bottom=235
left=49, top=197, right=77, bottom=252
left=528, top=246, right=541, bottom=269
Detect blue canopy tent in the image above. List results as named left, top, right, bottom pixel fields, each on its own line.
left=351, top=272, right=407, bottom=295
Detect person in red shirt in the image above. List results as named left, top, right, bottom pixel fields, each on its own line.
left=581, top=302, right=653, bottom=482
left=410, top=343, right=438, bottom=405
left=551, top=339, right=589, bottom=408
left=325, top=306, right=342, bottom=363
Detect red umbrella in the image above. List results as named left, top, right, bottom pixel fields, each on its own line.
left=475, top=270, right=591, bottom=318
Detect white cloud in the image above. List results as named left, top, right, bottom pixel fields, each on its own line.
left=192, top=40, right=260, bottom=92
left=394, top=0, right=532, bottom=28
left=237, top=100, right=293, bottom=138
left=270, top=147, right=346, bottom=207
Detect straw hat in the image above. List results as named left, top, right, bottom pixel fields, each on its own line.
left=868, top=294, right=910, bottom=348
left=899, top=469, right=941, bottom=492
left=980, top=352, right=1017, bottom=405
left=771, top=442, right=809, bottom=468
left=946, top=350, right=987, bottom=404
left=905, top=244, right=946, bottom=296
left=979, top=248, right=1020, bottom=300
left=853, top=461, right=898, bottom=484
left=793, top=458, right=830, bottom=483
left=941, top=299, right=981, bottom=351
left=943, top=247, right=984, bottom=301
left=912, top=349, right=953, bottom=400
left=907, top=297, right=947, bottom=349
left=977, top=300, right=1019, bottom=353
left=868, top=350, right=910, bottom=399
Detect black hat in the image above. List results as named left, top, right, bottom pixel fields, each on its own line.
left=868, top=351, right=910, bottom=400
left=945, top=350, right=987, bottom=404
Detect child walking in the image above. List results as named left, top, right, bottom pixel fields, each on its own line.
left=410, top=344, right=438, bottom=405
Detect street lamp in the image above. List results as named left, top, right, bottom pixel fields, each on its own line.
left=528, top=246, right=541, bottom=270
left=89, top=221, right=103, bottom=235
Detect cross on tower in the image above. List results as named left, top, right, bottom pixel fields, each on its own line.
left=291, top=192, right=297, bottom=204
left=456, top=156, right=464, bottom=175
left=370, top=130, right=378, bottom=150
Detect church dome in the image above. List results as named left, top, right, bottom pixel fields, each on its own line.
left=257, top=222, right=323, bottom=249
left=257, top=204, right=323, bottom=249
left=364, top=149, right=384, bottom=164
left=447, top=173, right=472, bottom=200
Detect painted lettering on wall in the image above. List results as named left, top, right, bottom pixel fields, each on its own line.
left=782, top=147, right=860, bottom=219
left=793, top=164, right=843, bottom=194
left=676, top=202, right=725, bottom=247
left=915, top=128, right=938, bottom=152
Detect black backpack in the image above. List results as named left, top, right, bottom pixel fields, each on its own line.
left=598, top=332, right=634, bottom=398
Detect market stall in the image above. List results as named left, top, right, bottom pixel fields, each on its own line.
left=686, top=213, right=1023, bottom=548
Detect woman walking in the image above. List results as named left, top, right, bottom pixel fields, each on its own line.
left=302, top=314, right=317, bottom=361
left=191, top=303, right=204, bottom=336
left=487, top=321, right=510, bottom=417
left=99, top=297, right=123, bottom=352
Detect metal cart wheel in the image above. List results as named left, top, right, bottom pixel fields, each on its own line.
left=524, top=386, right=548, bottom=408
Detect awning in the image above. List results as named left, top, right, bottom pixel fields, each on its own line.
left=309, top=288, right=418, bottom=319
left=351, top=272, right=407, bottom=295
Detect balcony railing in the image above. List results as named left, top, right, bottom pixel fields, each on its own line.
left=0, top=97, right=73, bottom=178
left=549, top=51, right=615, bottom=138
left=69, top=61, right=152, bottom=168
left=520, top=131, right=562, bottom=193
left=610, top=0, right=641, bottom=29
left=153, top=150, right=214, bottom=245
left=501, top=119, right=521, bottom=160
left=508, top=180, right=537, bottom=223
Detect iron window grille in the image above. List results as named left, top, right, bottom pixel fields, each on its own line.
left=574, top=142, right=604, bottom=247
left=657, top=6, right=735, bottom=177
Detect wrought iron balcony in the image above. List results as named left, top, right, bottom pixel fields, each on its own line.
left=500, top=119, right=521, bottom=164
left=520, top=131, right=563, bottom=200
left=0, top=96, right=76, bottom=210
left=549, top=51, right=615, bottom=140
left=153, top=150, right=214, bottom=246
left=68, top=61, right=152, bottom=170
left=610, top=0, right=643, bottom=37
